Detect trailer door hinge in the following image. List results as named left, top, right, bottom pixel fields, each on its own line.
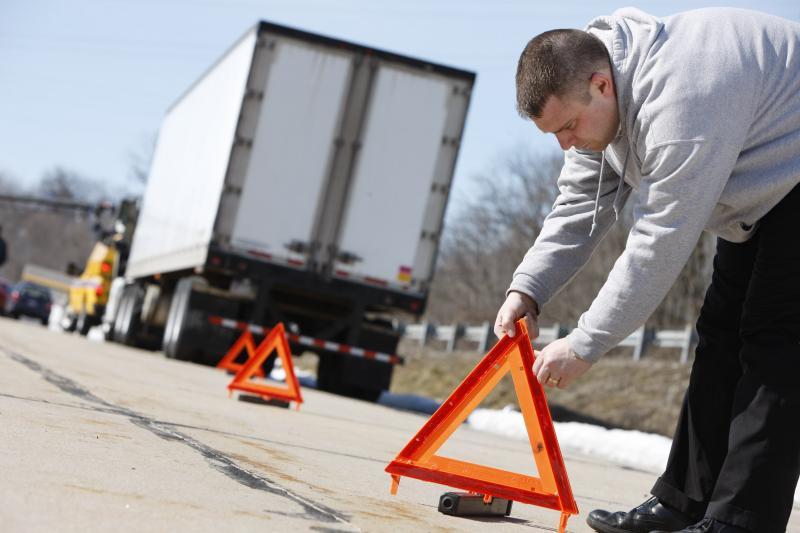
left=257, top=38, right=276, bottom=50
left=285, top=240, right=310, bottom=255
left=336, top=250, right=363, bottom=264
left=441, top=136, right=459, bottom=147
left=245, top=89, right=264, bottom=100
left=234, top=136, right=253, bottom=148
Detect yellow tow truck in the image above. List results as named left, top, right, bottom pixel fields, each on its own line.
left=64, top=198, right=137, bottom=335
left=66, top=241, right=118, bottom=335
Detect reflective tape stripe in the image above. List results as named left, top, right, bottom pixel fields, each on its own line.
left=331, top=270, right=412, bottom=292
left=240, top=248, right=414, bottom=293
left=209, top=315, right=402, bottom=365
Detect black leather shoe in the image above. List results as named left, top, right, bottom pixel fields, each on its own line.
left=651, top=517, right=748, bottom=532
left=586, top=496, right=697, bottom=533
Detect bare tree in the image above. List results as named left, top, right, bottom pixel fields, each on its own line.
left=0, top=171, right=22, bottom=195
left=127, top=133, right=156, bottom=187
left=651, top=232, right=715, bottom=328
left=38, top=167, right=109, bottom=202
left=426, top=149, right=563, bottom=323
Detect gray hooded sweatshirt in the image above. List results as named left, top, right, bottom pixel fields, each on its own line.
left=508, top=8, right=800, bottom=362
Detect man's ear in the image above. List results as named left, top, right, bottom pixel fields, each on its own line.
left=590, top=71, right=615, bottom=98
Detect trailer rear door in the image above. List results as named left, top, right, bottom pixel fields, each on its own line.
left=330, top=64, right=462, bottom=294
left=229, top=38, right=352, bottom=269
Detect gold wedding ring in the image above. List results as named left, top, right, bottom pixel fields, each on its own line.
left=547, top=376, right=561, bottom=386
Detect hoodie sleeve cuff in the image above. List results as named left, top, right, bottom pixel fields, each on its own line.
left=506, top=273, right=550, bottom=312
left=566, top=328, right=609, bottom=364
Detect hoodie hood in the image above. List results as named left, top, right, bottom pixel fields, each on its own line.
left=585, top=8, right=664, bottom=144
left=584, top=8, right=663, bottom=235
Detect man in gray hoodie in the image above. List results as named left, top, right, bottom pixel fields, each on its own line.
left=494, top=7, right=800, bottom=533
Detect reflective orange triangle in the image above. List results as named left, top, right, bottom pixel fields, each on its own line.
left=227, top=323, right=303, bottom=408
left=216, top=329, right=265, bottom=378
left=385, top=319, right=577, bottom=532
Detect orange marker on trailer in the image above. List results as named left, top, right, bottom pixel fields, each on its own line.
left=385, top=319, right=578, bottom=532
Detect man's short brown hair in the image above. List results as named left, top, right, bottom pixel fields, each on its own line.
left=516, top=29, right=610, bottom=119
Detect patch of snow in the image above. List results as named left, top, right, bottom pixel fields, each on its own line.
left=269, top=359, right=316, bottom=382
left=48, top=303, right=66, bottom=332
left=87, top=326, right=106, bottom=342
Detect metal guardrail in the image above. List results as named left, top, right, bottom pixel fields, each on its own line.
left=400, top=321, right=698, bottom=363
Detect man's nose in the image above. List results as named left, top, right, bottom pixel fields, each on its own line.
left=555, top=132, right=574, bottom=150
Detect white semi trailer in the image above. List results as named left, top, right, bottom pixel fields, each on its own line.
left=111, top=21, right=475, bottom=401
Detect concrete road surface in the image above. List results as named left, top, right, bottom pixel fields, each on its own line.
left=1, top=317, right=797, bottom=532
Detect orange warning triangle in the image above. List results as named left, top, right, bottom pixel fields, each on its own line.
left=385, top=319, right=578, bottom=532
left=227, top=322, right=303, bottom=408
left=216, top=329, right=265, bottom=378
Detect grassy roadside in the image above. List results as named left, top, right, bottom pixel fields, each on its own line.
left=391, top=341, right=692, bottom=437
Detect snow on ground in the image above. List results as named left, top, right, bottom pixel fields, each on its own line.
left=269, top=360, right=317, bottom=385
left=468, top=406, right=671, bottom=473
left=47, top=302, right=66, bottom=332
left=87, top=326, right=105, bottom=342
left=467, top=405, right=800, bottom=507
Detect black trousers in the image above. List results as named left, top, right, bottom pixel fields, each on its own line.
left=651, top=184, right=800, bottom=533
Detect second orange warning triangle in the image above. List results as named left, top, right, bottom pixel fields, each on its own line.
left=385, top=319, right=577, bottom=532
left=216, top=329, right=265, bottom=377
left=227, top=322, right=303, bottom=408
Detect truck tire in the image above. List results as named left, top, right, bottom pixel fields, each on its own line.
left=310, top=317, right=399, bottom=402
left=113, top=285, right=142, bottom=346
left=163, top=277, right=206, bottom=360
left=62, top=313, right=77, bottom=332
left=77, top=309, right=91, bottom=336
left=111, top=289, right=133, bottom=342
left=316, top=356, right=391, bottom=402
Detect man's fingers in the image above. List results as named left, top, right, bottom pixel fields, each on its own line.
left=524, top=314, right=539, bottom=340
left=532, top=353, right=543, bottom=375
left=493, top=323, right=503, bottom=339
left=505, top=315, right=516, bottom=338
left=535, top=362, right=550, bottom=385
left=493, top=311, right=505, bottom=339
left=494, top=312, right=516, bottom=339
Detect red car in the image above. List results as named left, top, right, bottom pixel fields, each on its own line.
left=0, top=278, right=11, bottom=315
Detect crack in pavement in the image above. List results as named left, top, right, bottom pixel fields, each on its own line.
left=0, top=390, right=387, bottom=465
left=4, top=349, right=354, bottom=528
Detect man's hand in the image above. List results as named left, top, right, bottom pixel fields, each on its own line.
left=494, top=291, right=540, bottom=340
left=533, top=337, right=592, bottom=389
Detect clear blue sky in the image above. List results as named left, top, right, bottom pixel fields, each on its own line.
left=1, top=1, right=798, bottom=206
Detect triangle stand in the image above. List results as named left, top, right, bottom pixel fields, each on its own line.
left=385, top=319, right=578, bottom=532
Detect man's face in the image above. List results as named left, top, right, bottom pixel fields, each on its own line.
left=533, top=73, right=619, bottom=152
